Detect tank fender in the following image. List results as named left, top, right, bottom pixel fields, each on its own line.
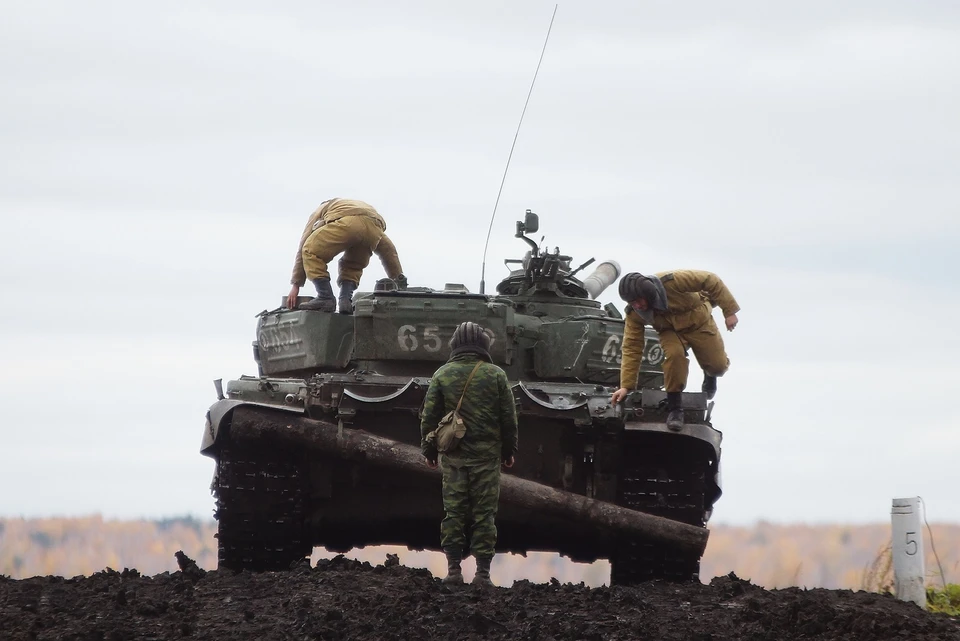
left=516, top=381, right=590, bottom=411
left=201, top=398, right=304, bottom=456
left=342, top=377, right=432, bottom=403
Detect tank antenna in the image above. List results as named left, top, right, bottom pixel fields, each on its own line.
left=479, top=4, right=558, bottom=294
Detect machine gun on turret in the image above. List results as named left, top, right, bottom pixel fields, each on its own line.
left=497, top=210, right=620, bottom=299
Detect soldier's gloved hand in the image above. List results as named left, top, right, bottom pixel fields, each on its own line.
left=395, top=273, right=408, bottom=290
left=423, top=455, right=438, bottom=469
left=502, top=455, right=515, bottom=469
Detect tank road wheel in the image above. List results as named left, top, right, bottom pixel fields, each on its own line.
left=609, top=435, right=709, bottom=585
left=213, top=445, right=311, bottom=571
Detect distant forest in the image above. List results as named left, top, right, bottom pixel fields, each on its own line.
left=2, top=516, right=958, bottom=590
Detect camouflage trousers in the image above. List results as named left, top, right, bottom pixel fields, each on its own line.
left=439, top=458, right=501, bottom=558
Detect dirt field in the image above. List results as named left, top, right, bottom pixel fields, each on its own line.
left=1, top=553, right=957, bottom=641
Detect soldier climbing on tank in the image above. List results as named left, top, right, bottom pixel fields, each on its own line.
left=611, top=271, right=741, bottom=431
left=420, top=321, right=519, bottom=587
left=286, top=198, right=407, bottom=314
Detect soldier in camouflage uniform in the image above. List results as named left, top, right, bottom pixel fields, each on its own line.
left=287, top=198, right=406, bottom=314
left=612, top=270, right=741, bottom=430
left=420, top=321, right=519, bottom=587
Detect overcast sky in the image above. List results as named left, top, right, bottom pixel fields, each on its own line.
left=2, top=1, right=958, bottom=528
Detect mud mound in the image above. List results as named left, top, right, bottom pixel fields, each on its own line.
left=2, top=554, right=957, bottom=641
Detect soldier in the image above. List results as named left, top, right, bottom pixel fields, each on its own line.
left=286, top=198, right=407, bottom=314
left=420, top=321, right=519, bottom=587
left=611, top=271, right=740, bottom=431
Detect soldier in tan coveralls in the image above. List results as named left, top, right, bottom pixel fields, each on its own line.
left=287, top=198, right=406, bottom=313
left=611, top=271, right=741, bottom=431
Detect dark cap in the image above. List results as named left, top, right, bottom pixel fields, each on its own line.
left=449, top=321, right=492, bottom=360
left=618, top=272, right=658, bottom=303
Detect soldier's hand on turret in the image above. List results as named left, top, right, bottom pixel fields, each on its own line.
left=725, top=313, right=738, bottom=332
left=423, top=455, right=438, bottom=470
left=502, top=456, right=515, bottom=469
left=286, top=285, right=300, bottom=309
left=611, top=387, right=630, bottom=405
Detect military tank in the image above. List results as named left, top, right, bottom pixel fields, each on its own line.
left=200, top=210, right=723, bottom=584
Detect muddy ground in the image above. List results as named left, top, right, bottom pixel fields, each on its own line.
left=1, top=553, right=957, bottom=641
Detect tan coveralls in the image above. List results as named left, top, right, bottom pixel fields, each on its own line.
left=289, top=198, right=404, bottom=287
left=620, top=270, right=740, bottom=393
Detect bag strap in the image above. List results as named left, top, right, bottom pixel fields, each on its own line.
left=454, top=361, right=484, bottom=413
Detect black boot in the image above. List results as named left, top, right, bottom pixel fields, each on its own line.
left=701, top=374, right=717, bottom=400
left=299, top=278, right=336, bottom=312
left=441, top=548, right=463, bottom=585
left=665, top=391, right=684, bottom=431
left=338, top=281, right=358, bottom=315
left=472, top=556, right=493, bottom=587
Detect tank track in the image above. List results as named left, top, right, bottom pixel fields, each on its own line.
left=609, top=435, right=708, bottom=585
left=214, top=445, right=310, bottom=571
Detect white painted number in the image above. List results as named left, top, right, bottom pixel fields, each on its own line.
left=423, top=326, right=441, bottom=352
left=397, top=325, right=496, bottom=353
left=601, top=335, right=621, bottom=364
left=398, top=325, right=419, bottom=351
left=645, top=341, right=664, bottom=366
left=258, top=324, right=298, bottom=353
left=601, top=335, right=664, bottom=366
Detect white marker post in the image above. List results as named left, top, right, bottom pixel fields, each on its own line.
left=891, top=497, right=926, bottom=608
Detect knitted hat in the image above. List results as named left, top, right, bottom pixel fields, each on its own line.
left=449, top=321, right=492, bottom=361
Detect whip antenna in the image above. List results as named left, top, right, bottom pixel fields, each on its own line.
left=479, top=4, right=558, bottom=294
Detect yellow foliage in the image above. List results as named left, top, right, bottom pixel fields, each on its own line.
left=1, top=517, right=958, bottom=590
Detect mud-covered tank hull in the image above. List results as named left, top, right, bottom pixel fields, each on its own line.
left=202, top=373, right=721, bottom=581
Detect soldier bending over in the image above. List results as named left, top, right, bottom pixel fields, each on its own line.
left=420, top=322, right=519, bottom=586
left=287, top=198, right=406, bottom=314
left=611, top=270, right=741, bottom=431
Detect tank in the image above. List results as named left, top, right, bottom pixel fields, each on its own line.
left=200, top=210, right=723, bottom=584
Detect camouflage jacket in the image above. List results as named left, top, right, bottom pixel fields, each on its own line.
left=420, top=353, right=519, bottom=466
left=620, top=269, right=740, bottom=389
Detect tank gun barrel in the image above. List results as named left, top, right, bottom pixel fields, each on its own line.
left=227, top=406, right=709, bottom=556
left=581, top=260, right=622, bottom=299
